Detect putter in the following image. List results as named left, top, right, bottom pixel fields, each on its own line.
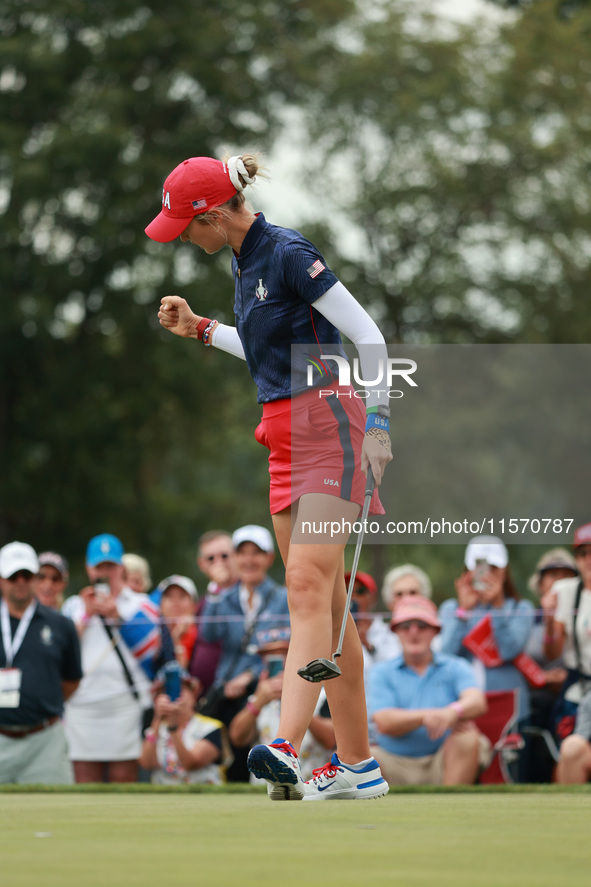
left=298, top=467, right=376, bottom=683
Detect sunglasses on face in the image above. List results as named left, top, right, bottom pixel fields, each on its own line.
left=6, top=570, right=35, bottom=583
left=396, top=620, right=432, bottom=631
left=204, top=553, right=230, bottom=563
left=575, top=546, right=591, bottom=558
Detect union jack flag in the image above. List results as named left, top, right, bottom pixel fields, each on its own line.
left=118, top=600, right=161, bottom=679
left=307, top=259, right=325, bottom=278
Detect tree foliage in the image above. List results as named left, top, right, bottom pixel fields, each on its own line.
left=486, top=0, right=590, bottom=19
left=0, top=0, right=354, bottom=581
left=298, top=0, right=591, bottom=345
left=1, top=0, right=589, bottom=592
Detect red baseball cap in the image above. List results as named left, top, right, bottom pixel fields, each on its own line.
left=345, top=570, right=377, bottom=594
left=574, top=522, right=591, bottom=549
left=145, top=157, right=238, bottom=243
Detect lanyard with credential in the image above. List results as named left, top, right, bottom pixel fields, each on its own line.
left=0, top=599, right=37, bottom=667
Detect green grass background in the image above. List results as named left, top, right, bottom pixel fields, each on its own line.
left=1, top=790, right=590, bottom=887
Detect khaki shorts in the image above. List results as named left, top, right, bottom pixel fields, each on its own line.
left=372, top=745, right=446, bottom=786
left=371, top=731, right=492, bottom=786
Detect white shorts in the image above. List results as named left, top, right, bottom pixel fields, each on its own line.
left=64, top=692, right=143, bottom=761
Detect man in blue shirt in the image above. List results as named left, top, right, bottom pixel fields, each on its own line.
left=368, top=595, right=488, bottom=786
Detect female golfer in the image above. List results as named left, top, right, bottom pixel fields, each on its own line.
left=146, top=153, right=391, bottom=800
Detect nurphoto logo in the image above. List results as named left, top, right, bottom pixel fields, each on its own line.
left=306, top=354, right=418, bottom=400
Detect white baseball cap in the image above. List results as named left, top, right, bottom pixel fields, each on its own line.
left=0, top=541, right=40, bottom=579
left=158, top=574, right=198, bottom=600
left=232, top=525, right=274, bottom=554
left=465, top=536, right=509, bottom=570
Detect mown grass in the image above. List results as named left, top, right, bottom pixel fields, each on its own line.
left=1, top=790, right=589, bottom=887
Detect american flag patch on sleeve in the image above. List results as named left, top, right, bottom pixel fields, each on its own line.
left=192, top=198, right=207, bottom=211
left=307, top=259, right=325, bottom=278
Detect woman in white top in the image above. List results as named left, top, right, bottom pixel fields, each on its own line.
left=62, top=534, right=160, bottom=782
left=140, top=673, right=226, bottom=785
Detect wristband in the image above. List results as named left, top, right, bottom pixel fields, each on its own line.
left=196, top=317, right=212, bottom=341
left=202, top=319, right=218, bottom=346
left=456, top=607, right=468, bottom=621
left=450, top=701, right=465, bottom=718
left=246, top=695, right=261, bottom=716
left=144, top=728, right=157, bottom=743
left=544, top=631, right=558, bottom=644
left=365, top=413, right=390, bottom=434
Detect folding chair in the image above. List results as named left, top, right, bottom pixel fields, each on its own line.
left=474, top=690, right=525, bottom=784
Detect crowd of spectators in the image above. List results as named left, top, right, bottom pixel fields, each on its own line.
left=1, top=521, right=590, bottom=787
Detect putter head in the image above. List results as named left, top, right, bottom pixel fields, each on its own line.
left=297, top=658, right=342, bottom=683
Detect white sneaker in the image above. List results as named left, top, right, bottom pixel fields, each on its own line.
left=304, top=752, right=389, bottom=801
left=247, top=738, right=306, bottom=801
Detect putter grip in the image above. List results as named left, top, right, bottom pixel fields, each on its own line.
left=365, top=466, right=375, bottom=498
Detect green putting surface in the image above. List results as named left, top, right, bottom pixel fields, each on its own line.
left=1, top=792, right=589, bottom=887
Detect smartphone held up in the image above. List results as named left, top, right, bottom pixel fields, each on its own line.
left=94, top=578, right=110, bottom=597
left=472, top=559, right=489, bottom=592
left=161, top=660, right=183, bottom=701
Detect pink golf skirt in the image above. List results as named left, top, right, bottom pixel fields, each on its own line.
left=254, top=385, right=384, bottom=515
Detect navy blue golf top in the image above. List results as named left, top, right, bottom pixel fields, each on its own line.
left=0, top=604, right=82, bottom=726
left=231, top=214, right=345, bottom=403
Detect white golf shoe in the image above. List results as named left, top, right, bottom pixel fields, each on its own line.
left=304, top=752, right=389, bottom=800
left=247, top=738, right=306, bottom=801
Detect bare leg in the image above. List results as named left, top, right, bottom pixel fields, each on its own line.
left=442, top=727, right=480, bottom=785
left=73, top=761, right=105, bottom=783
left=556, top=734, right=591, bottom=784
left=272, top=493, right=371, bottom=764
left=107, top=759, right=139, bottom=783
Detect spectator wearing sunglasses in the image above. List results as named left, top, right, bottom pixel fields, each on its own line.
left=368, top=595, right=488, bottom=786
left=186, top=530, right=239, bottom=699
left=347, top=572, right=379, bottom=679
left=36, top=552, right=69, bottom=611
left=0, top=542, right=82, bottom=785
left=347, top=571, right=378, bottom=649
left=196, top=530, right=238, bottom=598
left=366, top=563, right=434, bottom=664
left=199, top=525, right=289, bottom=781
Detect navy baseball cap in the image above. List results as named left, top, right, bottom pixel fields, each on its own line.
left=86, top=534, right=124, bottom=567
